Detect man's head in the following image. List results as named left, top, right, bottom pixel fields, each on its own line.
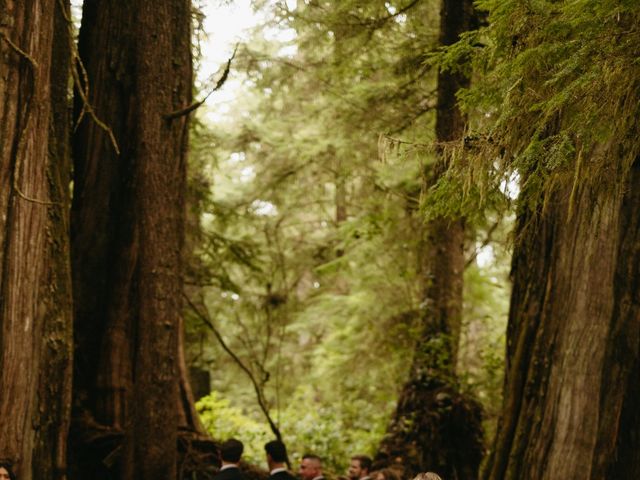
left=348, top=455, right=372, bottom=480
left=265, top=440, right=288, bottom=469
left=219, top=438, right=244, bottom=464
left=0, top=463, right=16, bottom=480
left=299, top=454, right=322, bottom=480
left=413, top=473, right=442, bottom=480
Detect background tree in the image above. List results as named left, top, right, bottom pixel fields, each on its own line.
left=186, top=0, right=440, bottom=467
left=186, top=0, right=507, bottom=473
left=0, top=1, right=74, bottom=478
left=377, top=1, right=484, bottom=478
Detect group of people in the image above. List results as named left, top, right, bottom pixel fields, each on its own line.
left=0, top=441, right=445, bottom=480
left=0, top=440, right=444, bottom=480
left=214, top=439, right=443, bottom=480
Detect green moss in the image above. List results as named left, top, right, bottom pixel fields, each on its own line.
left=430, top=0, right=640, bottom=223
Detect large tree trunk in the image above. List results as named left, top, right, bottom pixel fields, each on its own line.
left=482, top=154, right=640, bottom=479
left=0, top=1, right=73, bottom=478
left=68, top=1, right=204, bottom=478
left=378, top=1, right=483, bottom=478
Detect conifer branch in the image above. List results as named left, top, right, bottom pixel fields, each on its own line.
left=351, top=0, right=423, bottom=29
left=282, top=0, right=422, bottom=30
left=247, top=52, right=367, bottom=112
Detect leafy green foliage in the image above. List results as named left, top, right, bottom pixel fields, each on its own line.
left=436, top=0, right=640, bottom=219
left=197, top=391, right=272, bottom=465
left=197, top=387, right=390, bottom=474
left=186, top=0, right=513, bottom=469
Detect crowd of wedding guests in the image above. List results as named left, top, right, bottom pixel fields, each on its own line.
left=0, top=438, right=443, bottom=480
left=213, top=438, right=444, bottom=480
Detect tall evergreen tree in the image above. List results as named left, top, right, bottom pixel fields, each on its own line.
left=0, top=1, right=74, bottom=478
left=439, top=0, right=640, bottom=477
left=378, top=1, right=484, bottom=478
left=68, top=0, right=203, bottom=478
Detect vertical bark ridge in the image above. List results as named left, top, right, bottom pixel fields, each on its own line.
left=69, top=0, right=197, bottom=478
left=0, top=0, right=73, bottom=478
left=484, top=156, right=640, bottom=479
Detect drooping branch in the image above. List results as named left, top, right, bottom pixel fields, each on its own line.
left=165, top=46, right=237, bottom=120
left=183, top=292, right=288, bottom=461
left=56, top=0, right=120, bottom=155
left=1, top=29, right=62, bottom=206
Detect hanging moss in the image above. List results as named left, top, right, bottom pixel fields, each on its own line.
left=428, top=0, right=640, bottom=222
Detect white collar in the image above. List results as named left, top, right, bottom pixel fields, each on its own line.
left=221, top=464, right=239, bottom=471
left=271, top=468, right=287, bottom=475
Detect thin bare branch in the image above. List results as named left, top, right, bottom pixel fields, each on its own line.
left=165, top=46, right=238, bottom=120
left=465, top=220, right=500, bottom=269
left=55, top=0, right=120, bottom=154
left=1, top=29, right=64, bottom=206
left=183, top=292, right=287, bottom=455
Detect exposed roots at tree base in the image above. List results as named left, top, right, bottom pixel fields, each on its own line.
left=377, top=379, right=484, bottom=480
left=67, top=412, right=269, bottom=479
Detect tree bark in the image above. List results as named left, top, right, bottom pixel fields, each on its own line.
left=378, top=1, right=483, bottom=478
left=482, top=154, right=640, bottom=479
left=68, top=0, right=203, bottom=478
left=0, top=1, right=73, bottom=478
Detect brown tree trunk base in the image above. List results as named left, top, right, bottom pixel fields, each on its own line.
left=378, top=378, right=484, bottom=480
left=482, top=157, right=640, bottom=479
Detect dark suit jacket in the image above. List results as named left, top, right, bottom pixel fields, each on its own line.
left=269, top=470, right=298, bottom=480
left=214, top=466, right=247, bottom=480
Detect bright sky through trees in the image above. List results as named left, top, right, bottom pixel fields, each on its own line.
left=196, top=1, right=297, bottom=121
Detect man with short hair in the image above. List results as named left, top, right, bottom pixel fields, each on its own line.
left=348, top=455, right=372, bottom=480
left=299, top=454, right=324, bottom=480
left=265, top=440, right=296, bottom=480
left=214, top=438, right=247, bottom=480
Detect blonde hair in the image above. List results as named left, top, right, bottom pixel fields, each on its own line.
left=412, top=473, right=443, bottom=480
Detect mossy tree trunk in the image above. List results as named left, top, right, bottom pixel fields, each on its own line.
left=378, top=0, right=484, bottom=478
left=0, top=0, right=73, bottom=478
left=68, top=0, right=205, bottom=478
left=482, top=154, right=640, bottom=479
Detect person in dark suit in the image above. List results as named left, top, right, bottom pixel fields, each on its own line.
left=265, top=440, right=296, bottom=480
left=214, top=438, right=247, bottom=480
